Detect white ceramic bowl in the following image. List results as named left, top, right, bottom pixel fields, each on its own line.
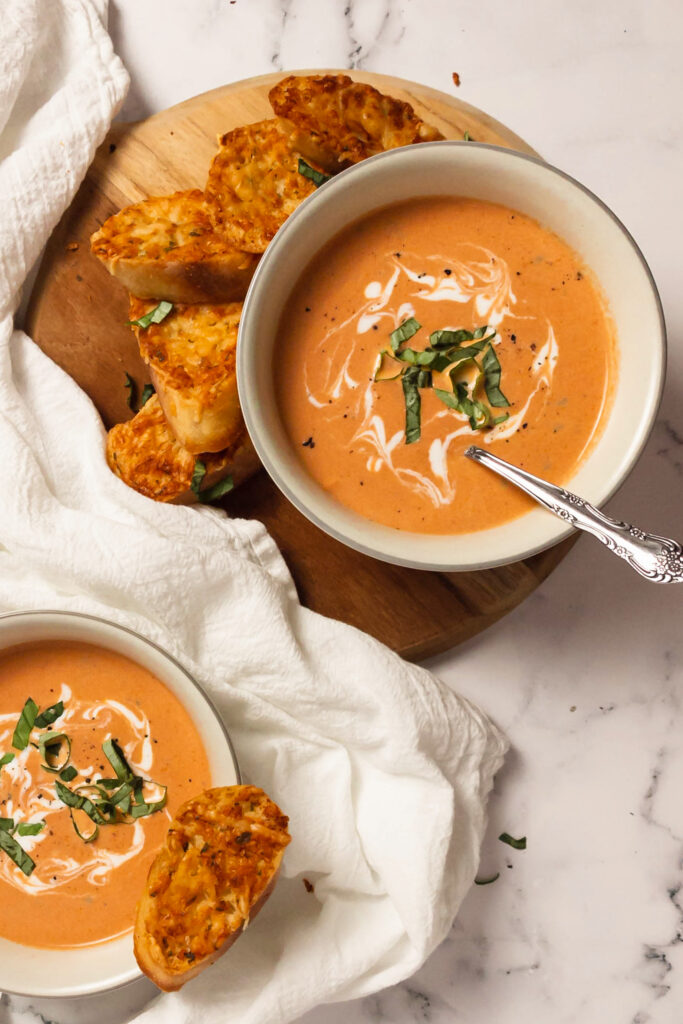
left=0, top=610, right=239, bottom=998
left=238, top=142, right=665, bottom=571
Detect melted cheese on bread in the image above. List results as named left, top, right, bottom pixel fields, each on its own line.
left=91, top=190, right=258, bottom=303
left=134, top=786, right=290, bottom=991
left=269, top=74, right=444, bottom=173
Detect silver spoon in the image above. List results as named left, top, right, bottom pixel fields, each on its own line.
left=465, top=446, right=683, bottom=583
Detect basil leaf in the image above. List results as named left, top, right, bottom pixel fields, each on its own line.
left=373, top=351, right=404, bottom=382
left=475, top=872, right=500, bottom=885
left=435, top=383, right=490, bottom=431
left=492, top=412, right=510, bottom=426
left=0, top=752, right=14, bottom=768
left=70, top=808, right=99, bottom=844
left=128, top=300, right=173, bottom=330
left=463, top=130, right=472, bottom=142
left=499, top=832, right=526, bottom=850
left=124, top=372, right=137, bottom=411
left=95, top=777, right=121, bottom=790
left=12, top=698, right=38, bottom=750
left=140, top=383, right=155, bottom=406
left=472, top=325, right=493, bottom=340
left=390, top=317, right=421, bottom=353
left=395, top=348, right=452, bottom=372
left=17, top=822, right=44, bottom=837
left=102, top=738, right=134, bottom=782
left=190, top=459, right=207, bottom=496
left=297, top=158, right=331, bottom=188
left=402, top=367, right=423, bottom=444
left=39, top=732, right=71, bottom=773
left=59, top=765, right=78, bottom=782
left=197, top=475, right=234, bottom=504
left=55, top=780, right=106, bottom=825
left=34, top=701, right=64, bottom=728
left=482, top=344, right=510, bottom=408
left=130, top=783, right=167, bottom=818
left=0, top=828, right=35, bottom=875
left=429, top=328, right=474, bottom=349
left=0, top=818, right=14, bottom=831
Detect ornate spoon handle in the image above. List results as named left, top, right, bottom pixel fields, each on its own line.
left=465, top=446, right=683, bottom=584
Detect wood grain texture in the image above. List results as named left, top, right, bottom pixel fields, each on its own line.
left=25, top=69, right=577, bottom=661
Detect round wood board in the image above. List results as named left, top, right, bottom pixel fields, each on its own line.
left=25, top=69, right=577, bottom=662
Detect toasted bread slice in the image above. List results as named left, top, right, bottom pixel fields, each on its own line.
left=130, top=297, right=242, bottom=454
left=90, top=190, right=259, bottom=303
left=205, top=119, right=317, bottom=254
left=134, top=785, right=291, bottom=992
left=106, top=395, right=259, bottom=503
left=269, top=74, right=444, bottom=173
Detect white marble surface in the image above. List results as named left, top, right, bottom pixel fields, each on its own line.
left=5, top=1, right=682, bottom=1023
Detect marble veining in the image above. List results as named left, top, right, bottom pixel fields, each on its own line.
left=4, top=1, right=683, bottom=1023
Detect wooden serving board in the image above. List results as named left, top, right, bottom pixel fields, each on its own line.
left=25, top=69, right=576, bottom=662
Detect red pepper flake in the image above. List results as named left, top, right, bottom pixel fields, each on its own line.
left=303, top=878, right=314, bottom=893
left=452, top=72, right=461, bottom=87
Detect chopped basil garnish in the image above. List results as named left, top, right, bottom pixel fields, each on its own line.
left=0, top=828, right=35, bottom=876
left=482, top=344, right=510, bottom=408
left=373, top=351, right=403, bottom=382
left=190, top=460, right=233, bottom=503
left=17, top=822, right=44, bottom=837
left=297, top=158, right=331, bottom=188
left=499, top=832, right=526, bottom=850
left=124, top=372, right=137, bottom=411
left=463, top=130, right=472, bottom=141
left=12, top=698, right=38, bottom=750
left=0, top=752, right=14, bottom=768
left=34, top=701, right=64, bottom=728
left=375, top=322, right=511, bottom=443
left=130, top=783, right=167, bottom=818
left=475, top=872, right=500, bottom=885
left=390, top=317, right=421, bottom=353
left=0, top=818, right=14, bottom=831
left=59, top=765, right=78, bottom=782
left=402, top=367, right=425, bottom=445
left=197, top=475, right=234, bottom=504
left=190, top=459, right=207, bottom=496
left=128, top=300, right=173, bottom=330
left=70, top=807, right=99, bottom=844
left=140, top=383, right=155, bottom=406
left=39, top=732, right=71, bottom=773
left=102, top=738, right=134, bottom=782
left=55, top=780, right=106, bottom=825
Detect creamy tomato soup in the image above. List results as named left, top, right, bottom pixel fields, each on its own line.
left=276, top=197, right=615, bottom=534
left=0, top=641, right=211, bottom=949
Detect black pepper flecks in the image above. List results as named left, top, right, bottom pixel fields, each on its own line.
left=302, top=437, right=315, bottom=448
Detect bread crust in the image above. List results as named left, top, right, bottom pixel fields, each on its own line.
left=90, top=190, right=259, bottom=303
left=205, top=119, right=316, bottom=254
left=130, top=297, right=243, bottom=454
left=134, top=786, right=291, bottom=991
left=269, top=74, right=444, bottom=173
left=106, top=394, right=260, bottom=503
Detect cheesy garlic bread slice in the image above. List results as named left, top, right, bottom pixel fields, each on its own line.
left=129, top=297, right=242, bottom=455
left=106, top=394, right=259, bottom=504
left=134, top=786, right=291, bottom=992
left=90, top=190, right=258, bottom=303
left=205, top=119, right=317, bottom=253
left=269, top=74, right=444, bottom=173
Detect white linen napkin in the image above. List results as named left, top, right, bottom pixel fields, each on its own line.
left=0, top=2, right=508, bottom=1023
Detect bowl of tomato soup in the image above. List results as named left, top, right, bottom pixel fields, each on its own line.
left=0, top=609, right=239, bottom=997
left=238, top=142, right=665, bottom=570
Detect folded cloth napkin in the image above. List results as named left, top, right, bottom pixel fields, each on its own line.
left=0, top=2, right=507, bottom=1022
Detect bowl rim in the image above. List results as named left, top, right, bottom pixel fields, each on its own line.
left=0, top=608, right=240, bottom=998
left=237, top=140, right=667, bottom=571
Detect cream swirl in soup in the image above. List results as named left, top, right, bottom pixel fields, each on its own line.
left=0, top=641, right=211, bottom=949
left=277, top=197, right=615, bottom=534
